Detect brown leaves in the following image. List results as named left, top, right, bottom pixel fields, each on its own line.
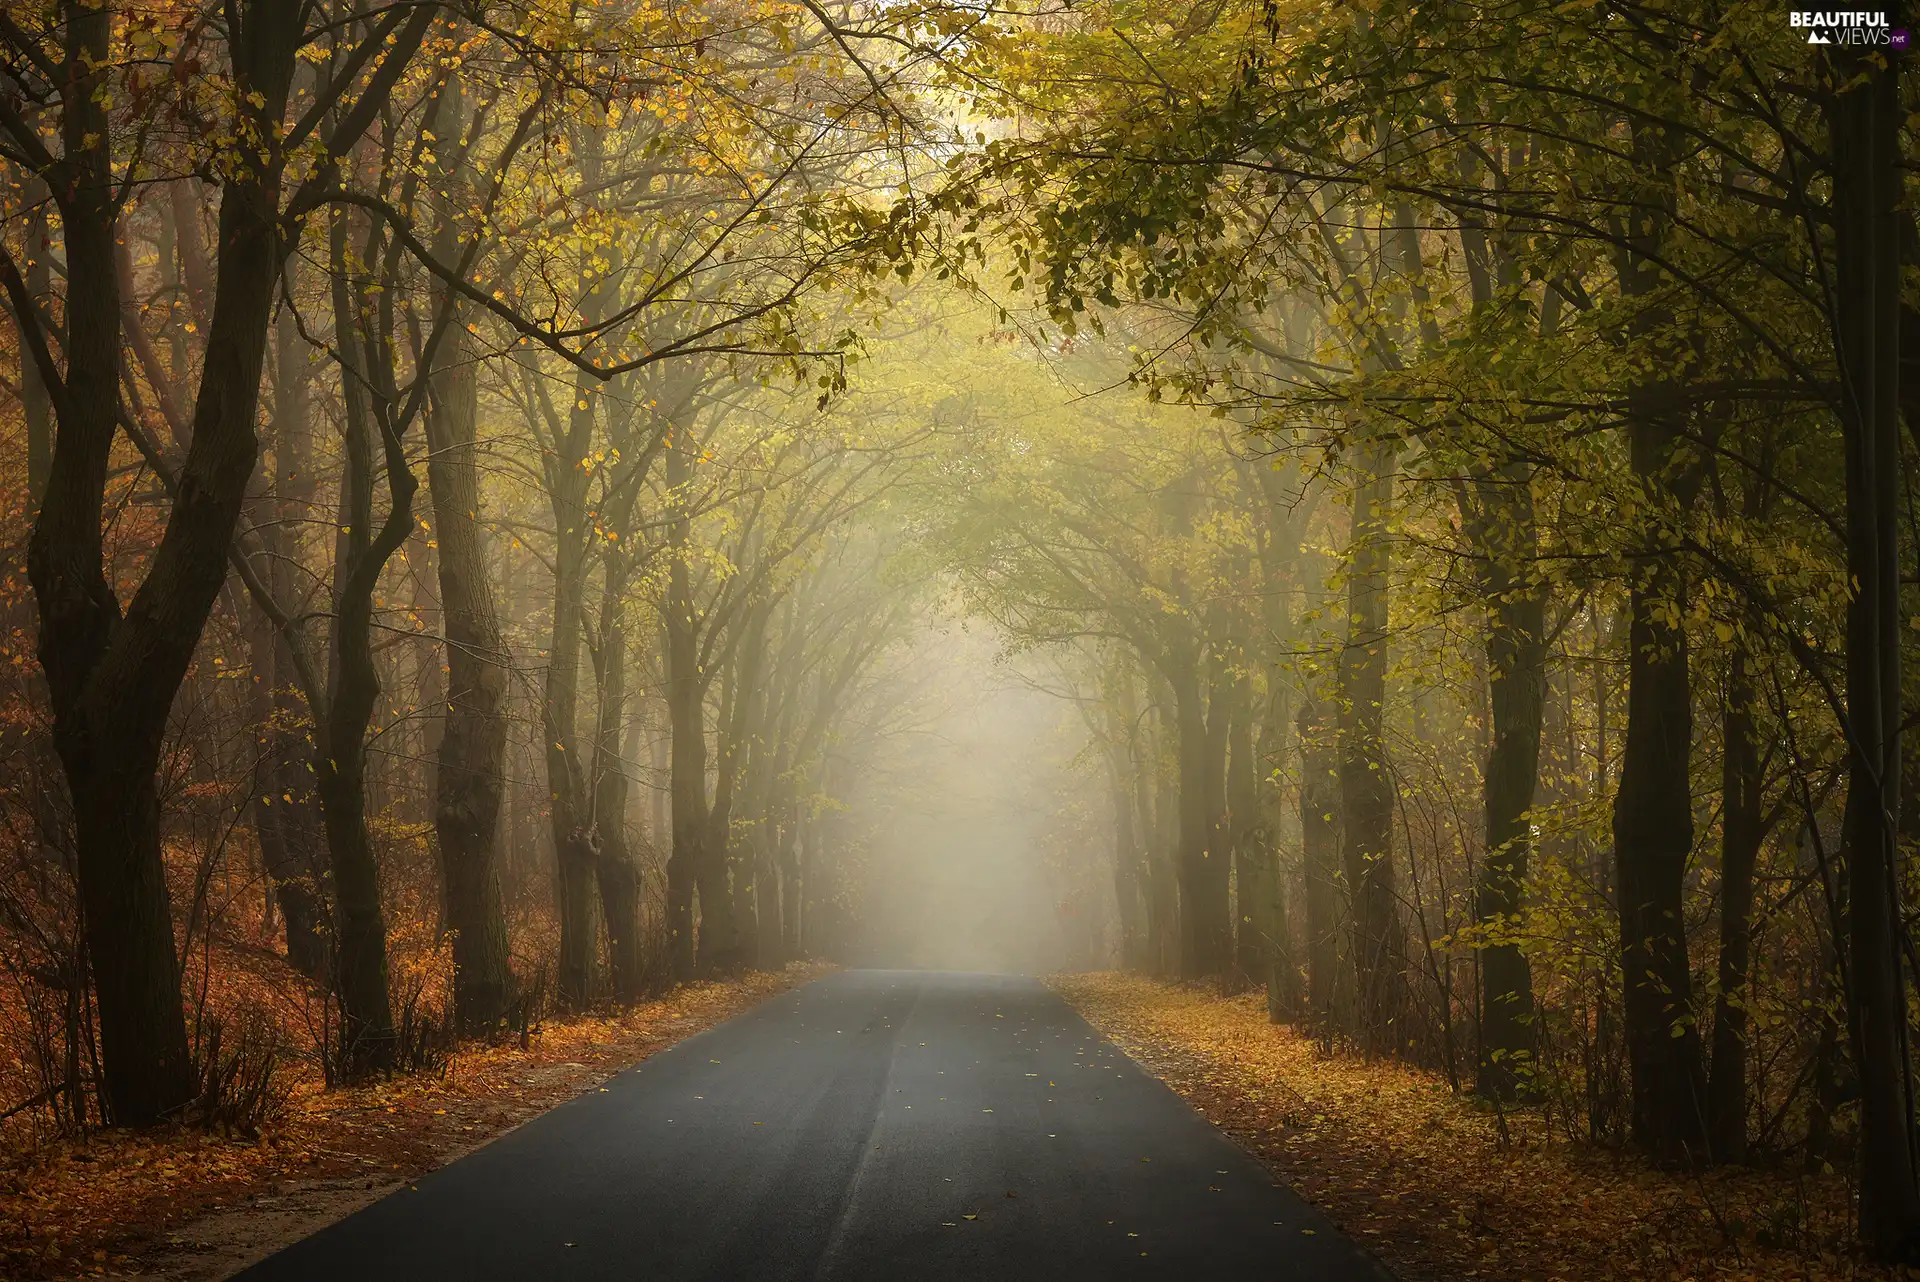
left=1053, top=972, right=1897, bottom=1282
left=0, top=963, right=830, bottom=1280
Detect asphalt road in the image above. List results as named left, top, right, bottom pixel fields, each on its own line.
left=236, top=970, right=1390, bottom=1281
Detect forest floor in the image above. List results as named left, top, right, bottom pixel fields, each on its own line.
left=0, top=962, right=832, bottom=1281
left=1052, top=972, right=1907, bottom=1282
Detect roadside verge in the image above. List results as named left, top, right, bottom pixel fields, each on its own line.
left=3, top=962, right=831, bottom=1281
left=1051, top=972, right=1877, bottom=1282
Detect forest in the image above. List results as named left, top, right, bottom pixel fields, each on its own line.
left=0, top=0, right=1915, bottom=1276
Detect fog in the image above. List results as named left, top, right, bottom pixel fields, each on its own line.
left=831, top=625, right=1114, bottom=975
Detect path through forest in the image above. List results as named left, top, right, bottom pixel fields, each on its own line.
left=232, top=972, right=1387, bottom=1281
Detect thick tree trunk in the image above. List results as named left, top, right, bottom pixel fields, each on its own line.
left=1829, top=38, right=1920, bottom=1255
left=760, top=726, right=797, bottom=970
left=697, top=686, right=743, bottom=974
left=700, top=603, right=763, bottom=974
left=248, top=307, right=329, bottom=979
left=1604, top=117, right=1709, bottom=1165
left=1171, top=654, right=1230, bottom=979
left=717, top=601, right=772, bottom=972
left=1104, top=664, right=1148, bottom=969
left=247, top=602, right=328, bottom=978
left=665, top=561, right=707, bottom=981
left=13, top=1, right=313, bottom=1123
left=1148, top=708, right=1181, bottom=979
left=538, top=128, right=620, bottom=1009
left=1299, top=697, right=1342, bottom=1023
left=1338, top=449, right=1406, bottom=1051
left=1256, top=680, right=1297, bottom=1021
left=424, top=316, right=512, bottom=1035
left=1471, top=465, right=1544, bottom=1101
left=544, top=396, right=599, bottom=1008
left=1610, top=495, right=1706, bottom=1161
left=591, top=582, right=643, bottom=1002
left=594, top=758, right=643, bottom=1001
left=1227, top=677, right=1265, bottom=982
left=314, top=211, right=401, bottom=1080
left=316, top=750, right=393, bottom=1076
left=1611, top=394, right=1707, bottom=1162
left=778, top=796, right=803, bottom=962
left=1109, top=749, right=1146, bottom=970
left=29, top=11, right=195, bottom=1127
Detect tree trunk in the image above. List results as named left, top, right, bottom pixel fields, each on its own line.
left=778, top=793, right=803, bottom=962
left=1338, top=447, right=1406, bottom=1051
left=700, top=659, right=747, bottom=975
left=1171, top=652, right=1230, bottom=978
left=1148, top=705, right=1181, bottom=979
left=247, top=600, right=328, bottom=979
left=1256, top=678, right=1298, bottom=1021
left=1109, top=745, right=1146, bottom=970
left=314, top=209, right=401, bottom=1080
left=665, top=447, right=707, bottom=981
left=21, top=188, right=50, bottom=507
left=14, top=1, right=311, bottom=1123
left=1829, top=37, right=1920, bottom=1254
left=249, top=305, right=329, bottom=979
left=1610, top=481, right=1706, bottom=1161
left=718, top=600, right=773, bottom=972
left=544, top=390, right=599, bottom=1008
left=1470, top=464, right=1544, bottom=1101
left=594, top=753, right=643, bottom=1002
left=1228, top=674, right=1265, bottom=982
left=1299, top=696, right=1342, bottom=1023
left=1610, top=393, right=1708, bottom=1162
left=591, top=578, right=643, bottom=1002
left=1707, top=647, right=1761, bottom=1163
left=1601, top=115, right=1710, bottom=1165
left=423, top=310, right=512, bottom=1035
left=761, top=719, right=797, bottom=971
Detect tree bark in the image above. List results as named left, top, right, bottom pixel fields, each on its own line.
left=1610, top=432, right=1707, bottom=1160
left=246, top=302, right=330, bottom=980
left=1171, top=649, right=1230, bottom=979
left=1607, top=116, right=1709, bottom=1165
left=697, top=648, right=747, bottom=975
left=591, top=574, right=643, bottom=1001
left=1338, top=446, right=1406, bottom=1051
left=1148, top=703, right=1181, bottom=979
left=543, top=380, right=600, bottom=1008
left=1228, top=670, right=1265, bottom=982
left=1256, top=676, right=1297, bottom=1021
left=424, top=311, right=512, bottom=1035
left=712, top=598, right=773, bottom=972
left=247, top=597, right=328, bottom=979
left=1299, top=696, right=1342, bottom=1024
left=665, top=437, right=708, bottom=981
left=20, top=188, right=50, bottom=507
left=1468, top=463, right=1544, bottom=1101
left=1706, top=647, right=1761, bottom=1163
left=1828, top=33, right=1920, bottom=1254
left=315, top=208, right=404, bottom=1079
left=10, top=0, right=315, bottom=1123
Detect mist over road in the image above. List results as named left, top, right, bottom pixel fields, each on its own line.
left=237, top=971, right=1386, bottom=1281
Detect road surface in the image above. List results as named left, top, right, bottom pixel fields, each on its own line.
left=237, top=970, right=1389, bottom=1281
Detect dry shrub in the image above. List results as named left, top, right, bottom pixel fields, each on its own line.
left=191, top=1005, right=289, bottom=1138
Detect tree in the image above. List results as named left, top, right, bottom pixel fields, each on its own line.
left=0, top=0, right=434, bottom=1122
